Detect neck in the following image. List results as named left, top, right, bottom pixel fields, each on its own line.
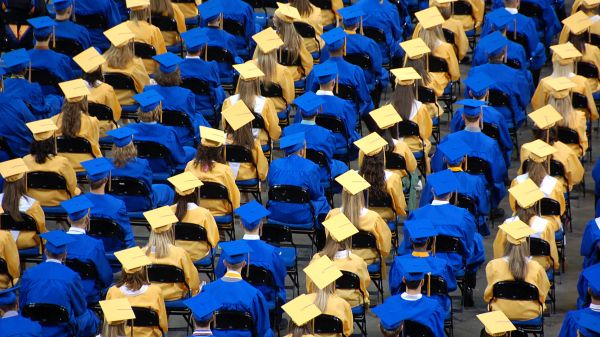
left=413, top=246, right=427, bottom=252
left=55, top=13, right=70, bottom=21
left=227, top=267, right=243, bottom=274
left=244, top=228, right=260, bottom=236
left=303, top=116, right=316, bottom=122
left=35, top=41, right=50, bottom=49
left=90, top=186, right=105, bottom=195
left=592, top=299, right=600, bottom=305
left=465, top=120, right=480, bottom=129
left=406, top=288, right=421, bottom=295
left=330, top=50, right=343, bottom=57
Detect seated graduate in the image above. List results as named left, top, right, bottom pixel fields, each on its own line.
left=0, top=77, right=35, bottom=161
left=288, top=0, right=324, bottom=55
left=576, top=312, right=600, bottom=337
left=108, top=247, right=168, bottom=337
left=476, top=311, right=518, bottom=337
left=143, top=206, right=200, bottom=301
left=200, top=240, right=273, bottom=337
left=303, top=255, right=353, bottom=337
left=183, top=292, right=220, bottom=337
left=96, top=298, right=136, bottom=337
left=0, top=225, right=19, bottom=290
left=281, top=293, right=322, bottom=337
left=23, top=119, right=81, bottom=206
left=215, top=202, right=286, bottom=310
left=124, top=0, right=167, bottom=75
left=581, top=217, right=600, bottom=268
left=560, top=264, right=600, bottom=337
left=472, top=16, right=530, bottom=72
left=106, top=127, right=175, bottom=212
left=0, top=286, right=42, bottom=337
left=72, top=0, right=121, bottom=51
left=355, top=0, right=404, bottom=64
left=267, top=132, right=331, bottom=228
left=484, top=220, right=551, bottom=322
left=0, top=158, right=47, bottom=253
left=578, top=263, right=600, bottom=309
left=202, top=0, right=255, bottom=59
left=149, top=0, right=186, bottom=53
left=60, top=195, right=112, bottom=305
left=80, top=158, right=135, bottom=256
left=20, top=230, right=99, bottom=337
left=389, top=219, right=456, bottom=314
left=52, top=0, right=92, bottom=52
left=168, top=172, right=219, bottom=262
left=372, top=258, right=445, bottom=337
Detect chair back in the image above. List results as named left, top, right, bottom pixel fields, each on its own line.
left=344, top=53, right=372, bottom=71
left=399, top=275, right=449, bottom=295
left=313, top=314, right=344, bottom=334
left=22, top=303, right=71, bottom=325
left=465, top=156, right=492, bottom=183
left=351, top=231, right=378, bottom=250
left=252, top=112, right=267, bottom=130
left=557, top=126, right=580, bottom=145
left=129, top=307, right=162, bottom=331
left=539, top=197, right=561, bottom=216
left=454, top=193, right=477, bottom=216
left=506, top=58, right=522, bottom=69
left=268, top=185, right=311, bottom=204
left=293, top=21, right=316, bottom=38
left=260, top=223, right=294, bottom=244
left=107, top=176, right=151, bottom=197
left=482, top=122, right=500, bottom=140
left=52, top=38, right=84, bottom=57
left=0, top=136, right=15, bottom=159
left=199, top=181, right=231, bottom=201
left=134, top=140, right=174, bottom=166
left=151, top=15, right=178, bottom=32
left=214, top=310, right=254, bottom=331
left=278, top=48, right=301, bottom=67
left=308, top=0, right=332, bottom=9
left=403, top=320, right=435, bottom=337
left=88, top=217, right=124, bottom=240
left=133, top=42, right=157, bottom=59
left=529, top=237, right=551, bottom=258
left=242, top=264, right=276, bottom=287
left=452, top=0, right=472, bottom=15
left=305, top=149, right=331, bottom=175
left=182, top=77, right=211, bottom=96
left=316, top=115, right=348, bottom=137
left=223, top=19, right=245, bottom=37
left=590, top=33, right=600, bottom=47
left=443, top=28, right=455, bottom=44
left=56, top=136, right=95, bottom=155
left=104, top=73, right=137, bottom=91
left=260, top=82, right=285, bottom=103
left=27, top=172, right=70, bottom=196
left=73, top=14, right=107, bottom=29
left=519, top=0, right=542, bottom=18
left=0, top=213, right=39, bottom=232
left=572, top=92, right=587, bottom=110
left=487, top=89, right=510, bottom=108
left=147, top=264, right=189, bottom=289
left=397, top=120, right=421, bottom=138
left=30, top=69, right=59, bottom=87
left=362, top=26, right=386, bottom=44
left=385, top=152, right=407, bottom=171
left=88, top=103, right=115, bottom=122
left=226, top=145, right=255, bottom=164
left=0, top=258, right=10, bottom=283
left=417, top=86, right=436, bottom=104
left=65, top=259, right=98, bottom=280
left=174, top=222, right=209, bottom=243
left=336, top=83, right=358, bottom=103
left=367, top=190, right=393, bottom=208
left=430, top=235, right=464, bottom=255
left=335, top=270, right=361, bottom=290
left=428, top=55, right=449, bottom=73
left=162, top=109, right=193, bottom=128
left=491, top=280, right=541, bottom=303
left=507, top=32, right=530, bottom=55
left=206, top=46, right=235, bottom=65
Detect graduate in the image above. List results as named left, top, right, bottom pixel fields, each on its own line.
left=0, top=286, right=43, bottom=337
left=281, top=293, right=322, bottom=337
left=19, top=230, right=99, bottom=337
left=311, top=0, right=343, bottom=29
left=476, top=311, right=517, bottom=337
left=23, top=119, right=81, bottom=206
left=97, top=298, right=136, bottom=337
left=170, top=0, right=199, bottom=26
left=559, top=264, right=600, bottom=337
left=204, top=0, right=255, bottom=59
left=267, top=132, right=331, bottom=228
left=414, top=0, right=468, bottom=61
left=289, top=0, right=324, bottom=56
left=0, top=158, right=47, bottom=253
left=559, top=13, right=600, bottom=93
left=581, top=217, right=600, bottom=268
left=355, top=0, right=404, bottom=64
left=124, top=0, right=167, bottom=75
left=215, top=201, right=286, bottom=309
left=305, top=28, right=373, bottom=118
left=577, top=312, right=600, bottom=337
left=53, top=0, right=92, bottom=51
left=200, top=240, right=273, bottom=337
left=183, top=292, right=220, bottom=337
left=0, top=75, right=35, bottom=159
left=80, top=158, right=135, bottom=257
left=577, top=263, right=600, bottom=309
left=272, top=4, right=313, bottom=83
left=472, top=18, right=530, bottom=72
left=168, top=172, right=219, bottom=262
left=107, top=246, right=168, bottom=337
left=73, top=0, right=122, bottom=50
left=150, top=0, right=187, bottom=53
left=372, top=258, right=445, bottom=337
left=0, top=225, right=19, bottom=290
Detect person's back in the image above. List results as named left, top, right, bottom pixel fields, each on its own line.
left=185, top=160, right=240, bottom=217
left=85, top=192, right=134, bottom=254
left=355, top=0, right=403, bottom=61
left=198, top=26, right=240, bottom=83
left=0, top=93, right=34, bottom=158
left=124, top=122, right=189, bottom=167
left=304, top=292, right=353, bottom=337
left=106, top=283, right=167, bottom=337
left=0, top=312, right=43, bottom=337
left=282, top=122, right=339, bottom=180
left=581, top=217, right=600, bottom=268
left=472, top=34, right=529, bottom=70
left=179, top=55, right=225, bottom=120
left=22, top=154, right=80, bottom=206
left=0, top=231, right=19, bottom=290
left=312, top=91, right=360, bottom=153
left=4, top=77, right=61, bottom=119
left=210, top=0, right=254, bottom=58
left=74, top=0, right=121, bottom=50
left=125, top=19, right=167, bottom=74
left=55, top=19, right=91, bottom=51
left=146, top=244, right=198, bottom=301
left=27, top=48, right=75, bottom=95
left=51, top=112, right=101, bottom=172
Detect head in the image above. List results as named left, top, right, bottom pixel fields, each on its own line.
left=515, top=204, right=537, bottom=224
left=488, top=48, right=507, bottom=64
left=174, top=191, right=198, bottom=220
left=526, top=160, right=548, bottom=186
left=341, top=189, right=365, bottom=230
left=360, top=151, right=387, bottom=200
left=54, top=5, right=73, bottom=20
left=45, top=248, right=67, bottom=263
left=551, top=59, right=575, bottom=77
left=150, top=0, right=174, bottom=17
left=418, top=25, right=444, bottom=50
left=391, top=82, right=416, bottom=121
left=146, top=227, right=174, bottom=259
left=225, top=122, right=254, bottom=150
left=319, top=78, right=336, bottom=92
left=193, top=144, right=225, bottom=171
left=116, top=267, right=150, bottom=291
left=82, top=67, right=104, bottom=86
left=207, top=15, right=223, bottom=28
left=404, top=57, right=431, bottom=85
left=193, top=316, right=213, bottom=330
left=462, top=110, right=482, bottom=126
left=33, top=31, right=52, bottom=46
left=59, top=97, right=88, bottom=138
left=289, top=0, right=313, bottom=16
left=404, top=277, right=424, bottom=292
left=433, top=190, right=453, bottom=201
left=503, top=240, right=529, bottom=281
left=153, top=68, right=182, bottom=87
left=223, top=260, right=246, bottom=273
left=90, top=177, right=108, bottom=193
left=288, top=320, right=313, bottom=337
left=68, top=213, right=90, bottom=230
left=503, top=0, right=520, bottom=8
left=1, top=178, right=26, bottom=222
left=237, top=78, right=261, bottom=110
left=590, top=288, right=600, bottom=304
left=137, top=104, right=161, bottom=123
left=380, top=323, right=403, bottom=337
left=273, top=16, right=302, bottom=63
left=30, top=137, right=57, bottom=164
left=256, top=49, right=278, bottom=85
left=105, top=43, right=134, bottom=69
left=0, top=296, right=17, bottom=315
left=112, top=141, right=137, bottom=168
left=320, top=236, right=351, bottom=260
left=411, top=238, right=431, bottom=252
left=130, top=7, right=150, bottom=23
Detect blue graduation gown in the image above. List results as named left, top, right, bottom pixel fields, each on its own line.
left=205, top=0, right=255, bottom=58
left=559, top=308, right=600, bottom=337
left=0, top=93, right=34, bottom=158
left=581, top=218, right=600, bottom=268
left=201, top=277, right=273, bottom=337
left=472, top=35, right=530, bottom=72
left=73, top=0, right=121, bottom=51
left=355, top=0, right=405, bottom=63
left=180, top=57, right=226, bottom=122
left=4, top=78, right=62, bottom=119
left=197, top=27, right=241, bottom=85
left=55, top=20, right=92, bottom=51
left=382, top=294, right=445, bottom=337
left=27, top=49, right=76, bottom=95
left=267, top=155, right=331, bottom=228
left=306, top=57, right=374, bottom=118
left=490, top=0, right=560, bottom=47
left=19, top=262, right=99, bottom=337
left=215, top=239, right=287, bottom=308
left=84, top=192, right=135, bottom=255
left=592, top=158, right=600, bottom=198
left=0, top=313, right=43, bottom=337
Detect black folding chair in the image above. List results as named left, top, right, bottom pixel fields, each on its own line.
left=260, top=82, right=289, bottom=126
left=223, top=18, right=245, bottom=38
left=305, top=149, right=334, bottom=207
left=443, top=28, right=455, bottom=45
left=174, top=222, right=215, bottom=280
left=577, top=61, right=599, bottom=80
left=205, top=46, right=236, bottom=92
left=335, top=270, right=367, bottom=336
left=181, top=77, right=219, bottom=125
left=151, top=16, right=182, bottom=53
left=134, top=41, right=157, bottom=60
left=293, top=21, right=321, bottom=62
left=73, top=14, right=108, bottom=30
left=417, top=85, right=441, bottom=143
left=104, top=73, right=139, bottom=120
left=308, top=0, right=332, bottom=10
left=490, top=281, right=544, bottom=337
left=428, top=55, right=456, bottom=114
left=133, top=140, right=176, bottom=179
left=88, top=217, right=126, bottom=265
left=65, top=258, right=98, bottom=281
left=482, top=122, right=500, bottom=141
left=267, top=185, right=318, bottom=250
left=352, top=230, right=384, bottom=302
left=0, top=258, right=14, bottom=287
left=225, top=144, right=262, bottom=203
left=529, top=237, right=556, bottom=314
left=199, top=181, right=235, bottom=240
left=557, top=126, right=584, bottom=158
left=367, top=190, right=399, bottom=247
left=214, top=310, right=254, bottom=335
left=314, top=314, right=344, bottom=336
left=242, top=265, right=280, bottom=333
left=128, top=306, right=163, bottom=335
left=362, top=26, right=390, bottom=68
left=30, top=69, right=60, bottom=92
left=315, top=114, right=351, bottom=164
left=89, top=103, right=117, bottom=127
left=454, top=193, right=478, bottom=218
left=261, top=223, right=300, bottom=295
left=488, top=88, right=519, bottom=151
left=540, top=197, right=566, bottom=271
left=161, top=109, right=196, bottom=144
left=506, top=58, right=522, bottom=70
left=429, top=235, right=468, bottom=307
left=385, top=151, right=408, bottom=176
left=0, top=212, right=43, bottom=263
left=22, top=303, right=75, bottom=336
left=52, top=38, right=84, bottom=57
left=26, top=171, right=69, bottom=222
left=56, top=136, right=96, bottom=184
left=397, top=120, right=426, bottom=176
left=147, top=264, right=193, bottom=331
left=403, top=320, right=435, bottom=337
left=251, top=112, right=273, bottom=162
left=106, top=176, right=153, bottom=230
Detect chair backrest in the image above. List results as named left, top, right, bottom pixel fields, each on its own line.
left=491, top=280, right=541, bottom=303
left=252, top=112, right=267, bottom=131
left=315, top=114, right=348, bottom=137
left=0, top=258, right=9, bottom=280
left=65, top=259, right=98, bottom=280
left=27, top=171, right=70, bottom=195
left=108, top=176, right=151, bottom=197
left=430, top=235, right=464, bottom=255
left=214, top=310, right=254, bottom=332
left=505, top=58, right=522, bottom=70
left=539, top=197, right=561, bottom=216
left=522, top=159, right=566, bottom=180
left=313, top=314, right=344, bottom=334
left=225, top=144, right=255, bottom=164
left=73, top=14, right=107, bottom=30
left=362, top=26, right=386, bottom=44
left=223, top=18, right=245, bottom=37
left=22, top=303, right=71, bottom=325
left=428, top=55, right=449, bottom=73
left=133, top=42, right=157, bottom=59
left=487, top=89, right=510, bottom=108
left=454, top=193, right=477, bottom=216
left=417, top=86, right=436, bottom=104
left=452, top=0, right=472, bottom=15
left=56, top=136, right=94, bottom=155
left=268, top=185, right=311, bottom=204
left=104, top=73, right=137, bottom=91
left=506, top=32, right=530, bottom=55
left=30, top=69, right=59, bottom=87
left=88, top=103, right=115, bottom=122
left=129, top=307, right=161, bottom=331
left=308, top=0, right=332, bottom=9
left=147, top=264, right=189, bottom=289
left=367, top=190, right=394, bottom=208
left=260, top=223, right=294, bottom=244
left=174, top=222, right=209, bottom=243
left=278, top=48, right=301, bottom=67
left=399, top=275, right=449, bottom=296
left=335, top=270, right=361, bottom=290
left=385, top=152, right=407, bottom=171
left=397, top=120, right=421, bottom=138
left=529, top=237, right=551, bottom=258
left=305, top=149, right=331, bottom=173
left=206, top=46, right=235, bottom=65
left=242, top=264, right=276, bottom=287
left=52, top=38, right=84, bottom=57
left=260, top=82, right=284, bottom=100
left=557, top=126, right=580, bottom=145
left=88, top=217, right=124, bottom=240
left=482, top=122, right=500, bottom=140
left=344, top=53, right=372, bottom=71
left=572, top=92, right=588, bottom=110
left=161, top=109, right=193, bottom=128
left=151, top=15, right=178, bottom=32
left=0, top=213, right=39, bottom=232
left=293, top=21, right=317, bottom=38
left=351, top=231, right=378, bottom=249
left=134, top=140, right=174, bottom=164
left=519, top=0, right=542, bottom=18
left=591, top=33, right=600, bottom=48
left=403, top=320, right=435, bottom=337
left=336, top=83, right=358, bottom=103
left=465, top=156, right=492, bottom=182
left=443, top=28, right=455, bottom=44
left=199, top=181, right=231, bottom=201
left=0, top=136, right=15, bottom=159
left=181, top=77, right=211, bottom=96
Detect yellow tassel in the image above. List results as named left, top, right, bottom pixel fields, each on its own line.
left=360, top=17, right=363, bottom=35
left=204, top=43, right=208, bottom=61
left=52, top=26, right=56, bottom=48
left=28, top=61, right=31, bottom=82
left=335, top=74, right=339, bottom=94
left=432, top=236, right=436, bottom=255
left=427, top=273, right=431, bottom=296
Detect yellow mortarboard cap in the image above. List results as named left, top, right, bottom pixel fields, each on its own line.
left=400, top=38, right=431, bottom=59
left=233, top=61, right=265, bottom=81
left=390, top=67, right=422, bottom=85
left=369, top=104, right=402, bottom=130
left=354, top=133, right=388, bottom=156
left=114, top=246, right=152, bottom=273
left=322, top=213, right=359, bottom=242
left=104, top=23, right=135, bottom=47
left=508, top=178, right=544, bottom=209
left=476, top=311, right=516, bottom=336
left=522, top=139, right=557, bottom=163
left=73, top=47, right=106, bottom=73
left=222, top=100, right=255, bottom=131
left=126, top=0, right=149, bottom=9
left=583, top=0, right=600, bottom=8
left=562, top=11, right=592, bottom=35
left=252, top=27, right=284, bottom=54
left=434, top=0, right=457, bottom=4
left=544, top=77, right=576, bottom=99
left=303, top=255, right=342, bottom=289
left=415, top=7, right=445, bottom=29
left=499, top=218, right=536, bottom=245
left=59, top=79, right=90, bottom=102
left=167, top=172, right=203, bottom=196
left=0, top=158, right=29, bottom=183
left=335, top=169, right=371, bottom=195
left=200, top=126, right=226, bottom=147
left=550, top=43, right=582, bottom=64
left=528, top=104, right=563, bottom=130
left=99, top=299, right=136, bottom=325
left=144, top=206, right=178, bottom=233
left=26, top=119, right=58, bottom=141
left=282, top=294, right=322, bottom=326
left=274, top=2, right=301, bottom=23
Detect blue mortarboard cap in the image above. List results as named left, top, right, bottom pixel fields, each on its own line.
left=61, top=195, right=94, bottom=222
left=53, top=0, right=73, bottom=11
left=427, top=168, right=459, bottom=196
left=405, top=218, right=437, bottom=244
left=338, top=5, right=364, bottom=26
left=27, top=16, right=55, bottom=37
left=234, top=200, right=270, bottom=230
left=322, top=27, right=346, bottom=51
left=463, top=71, right=495, bottom=98
left=181, top=28, right=209, bottom=53
left=582, top=263, right=600, bottom=297
left=279, top=132, right=305, bottom=154
left=106, top=127, right=135, bottom=147
left=294, top=92, right=324, bottom=117
left=199, top=1, right=223, bottom=22
left=133, top=91, right=163, bottom=112
left=579, top=311, right=600, bottom=337
left=0, top=286, right=19, bottom=306
left=457, top=98, right=485, bottom=117
left=184, top=292, right=221, bottom=322
left=0, top=67, right=5, bottom=76
left=371, top=303, right=405, bottom=331
left=220, top=240, right=252, bottom=264
left=152, top=52, right=183, bottom=73
left=314, top=62, right=338, bottom=85
left=437, top=139, right=471, bottom=165
left=482, top=31, right=508, bottom=58
left=81, top=157, right=113, bottom=182
left=489, top=9, right=514, bottom=30
left=40, top=230, right=75, bottom=255
left=399, top=257, right=429, bottom=282
left=2, top=48, right=29, bottom=73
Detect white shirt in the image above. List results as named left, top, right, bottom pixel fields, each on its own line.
left=46, top=259, right=62, bottom=264
left=431, top=200, right=449, bottom=206
left=243, top=234, right=260, bottom=240
left=505, top=7, right=518, bottom=14
left=334, top=250, right=350, bottom=259
left=119, top=284, right=149, bottom=296
left=67, top=227, right=86, bottom=235
left=2, top=311, right=18, bottom=318
left=590, top=303, right=600, bottom=312
left=316, top=90, right=334, bottom=96
left=401, top=293, right=423, bottom=301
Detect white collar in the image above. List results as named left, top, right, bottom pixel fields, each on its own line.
left=590, top=303, right=600, bottom=312
left=465, top=125, right=481, bottom=132
left=2, top=311, right=18, bottom=318
left=360, top=207, right=369, bottom=216
left=67, top=227, right=86, bottom=235
left=431, top=200, right=449, bottom=205
left=505, top=7, right=518, bottom=14
left=401, top=293, right=423, bottom=301
left=316, top=90, right=334, bottom=96
left=301, top=120, right=316, bottom=125
left=595, top=217, right=600, bottom=230
left=46, top=258, right=63, bottom=264
left=243, top=234, right=260, bottom=240
left=186, top=55, right=201, bottom=59
left=334, top=250, right=350, bottom=259
left=187, top=202, right=199, bottom=210
left=119, top=284, right=149, bottom=296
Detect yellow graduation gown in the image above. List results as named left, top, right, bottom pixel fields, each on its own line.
left=146, top=245, right=200, bottom=301
left=184, top=161, right=241, bottom=216
left=101, top=58, right=150, bottom=106
left=579, top=44, right=600, bottom=93
left=170, top=203, right=219, bottom=261
left=22, top=154, right=81, bottom=206
left=222, top=95, right=282, bottom=146
left=484, top=257, right=550, bottom=320
left=531, top=75, right=598, bottom=121
left=509, top=174, right=566, bottom=219
left=247, top=60, right=295, bottom=113
left=88, top=82, right=123, bottom=137
left=106, top=284, right=168, bottom=337
left=157, top=7, right=187, bottom=48
left=368, top=170, right=407, bottom=221
left=0, top=230, right=20, bottom=289
left=519, top=141, right=584, bottom=190
left=444, top=0, right=485, bottom=30
left=225, top=137, right=269, bottom=182
left=125, top=20, right=168, bottom=75
left=171, top=0, right=201, bottom=19
left=428, top=42, right=460, bottom=97
left=402, top=101, right=432, bottom=172
left=318, top=0, right=343, bottom=28
left=0, top=198, right=47, bottom=251
left=305, top=292, right=353, bottom=337
left=296, top=5, right=324, bottom=54
left=412, top=19, right=468, bottom=61
left=357, top=138, right=418, bottom=178
left=51, top=113, right=102, bottom=172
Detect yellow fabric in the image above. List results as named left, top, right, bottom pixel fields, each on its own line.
left=146, top=245, right=200, bottom=301
left=158, top=7, right=187, bottom=48
left=88, top=82, right=122, bottom=137
left=51, top=113, right=102, bottom=172
left=305, top=292, right=353, bottom=337
left=7, top=200, right=47, bottom=251
left=579, top=44, right=600, bottom=92
left=222, top=97, right=282, bottom=146
left=184, top=161, right=241, bottom=216
left=403, top=103, right=432, bottom=173
left=172, top=0, right=200, bottom=19
left=484, top=258, right=550, bottom=320
left=225, top=138, right=268, bottom=181
left=369, top=171, right=407, bottom=220
left=170, top=205, right=219, bottom=261
left=428, top=42, right=460, bottom=97
left=509, top=176, right=566, bottom=217
left=559, top=18, right=600, bottom=45
left=247, top=60, right=295, bottom=113
left=0, top=230, right=20, bottom=289
left=519, top=141, right=584, bottom=190
left=532, top=75, right=599, bottom=121
left=296, top=5, right=324, bottom=54
left=125, top=20, right=168, bottom=75
left=22, top=154, right=81, bottom=206
left=318, top=0, right=343, bottom=27
left=412, top=19, right=468, bottom=61
left=557, top=109, right=588, bottom=156
left=106, top=284, right=168, bottom=337
left=393, top=139, right=418, bottom=177
left=446, top=0, right=484, bottom=30
left=101, top=58, right=150, bottom=106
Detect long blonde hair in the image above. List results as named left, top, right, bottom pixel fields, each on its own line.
left=504, top=240, right=530, bottom=281
left=274, top=16, right=302, bottom=64
left=341, top=190, right=364, bottom=230
left=314, top=283, right=335, bottom=312
left=105, top=44, right=134, bottom=69
left=146, top=227, right=174, bottom=258
left=238, top=78, right=261, bottom=110
left=112, top=142, right=137, bottom=168
left=418, top=26, right=444, bottom=52
left=256, top=49, right=278, bottom=85
left=130, top=7, right=150, bottom=23
left=100, top=322, right=126, bottom=337
left=548, top=96, right=574, bottom=127
left=550, top=60, right=574, bottom=78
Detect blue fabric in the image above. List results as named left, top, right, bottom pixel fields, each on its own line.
left=236, top=179, right=259, bottom=186
left=194, top=27, right=240, bottom=85
left=27, top=48, right=77, bottom=95
left=0, top=314, right=43, bottom=337
left=512, top=316, right=543, bottom=327
left=0, top=93, right=35, bottom=158
left=355, top=0, right=405, bottom=63
left=559, top=308, right=600, bottom=337
left=42, top=206, right=67, bottom=214
left=85, top=192, right=135, bottom=254
left=73, top=0, right=121, bottom=50
left=472, top=33, right=530, bottom=71
left=380, top=295, right=445, bottom=336
left=367, top=262, right=381, bottom=274
left=351, top=305, right=365, bottom=315
left=180, top=57, right=226, bottom=123
left=195, top=248, right=215, bottom=267
left=275, top=247, right=296, bottom=269
left=4, top=78, right=62, bottom=118
left=490, top=0, right=560, bottom=46
left=581, top=218, right=600, bottom=268
left=214, top=214, right=233, bottom=224
left=19, top=247, right=41, bottom=257
left=202, top=0, right=255, bottom=58
left=55, top=19, right=92, bottom=52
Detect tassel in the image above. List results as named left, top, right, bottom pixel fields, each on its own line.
left=246, top=252, right=250, bottom=278
left=204, top=43, right=208, bottom=61
left=403, top=54, right=408, bottom=67
left=219, top=14, right=223, bottom=30
left=28, top=61, right=31, bottom=82
left=108, top=170, right=112, bottom=191
left=513, top=19, right=517, bottom=41
left=335, top=74, right=339, bottom=94
left=359, top=17, right=363, bottom=36
left=427, top=272, right=431, bottom=296
left=432, top=236, right=436, bottom=255
left=52, top=26, right=56, bottom=48
left=464, top=155, right=468, bottom=172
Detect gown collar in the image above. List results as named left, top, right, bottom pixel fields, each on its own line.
left=504, top=7, right=518, bottom=14
left=401, top=292, right=423, bottom=301
left=67, top=227, right=86, bottom=235
left=224, top=271, right=243, bottom=280
left=2, top=311, right=18, bottom=318
left=243, top=234, right=260, bottom=240
left=431, top=200, right=449, bottom=206
left=590, top=303, right=600, bottom=312
left=316, top=90, right=334, bottom=96
left=334, top=250, right=350, bottom=259
left=412, top=252, right=430, bottom=257
left=46, top=258, right=63, bottom=264
left=192, top=329, right=214, bottom=336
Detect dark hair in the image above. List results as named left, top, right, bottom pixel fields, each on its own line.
left=405, top=279, right=422, bottom=290
left=411, top=239, right=429, bottom=249
left=569, top=32, right=586, bottom=53
left=464, top=114, right=480, bottom=123
left=488, top=51, right=505, bottom=64
left=59, top=98, right=88, bottom=138
left=115, top=268, right=149, bottom=291
left=225, top=123, right=255, bottom=151
left=1, top=179, right=26, bottom=221
left=532, top=126, right=558, bottom=144
left=515, top=204, right=537, bottom=224
left=391, top=84, right=416, bottom=121
left=193, top=145, right=225, bottom=171
left=154, top=68, right=182, bottom=86
left=83, top=67, right=104, bottom=85
left=34, top=33, right=52, bottom=42
left=380, top=323, right=402, bottom=337
left=404, top=57, right=431, bottom=85
left=174, top=192, right=197, bottom=220
left=90, top=177, right=108, bottom=190
left=30, top=138, right=56, bottom=164
left=289, top=0, right=313, bottom=16
left=360, top=151, right=387, bottom=201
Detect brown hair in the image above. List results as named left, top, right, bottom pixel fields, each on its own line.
left=504, top=240, right=529, bottom=281
left=1, top=179, right=26, bottom=221
left=150, top=0, right=174, bottom=17
left=256, top=49, right=278, bottom=85
left=112, top=142, right=138, bottom=168
left=192, top=145, right=225, bottom=171
left=404, top=57, right=431, bottom=85
left=341, top=190, right=364, bottom=231
left=273, top=16, right=302, bottom=65
left=59, top=98, right=88, bottom=138
left=154, top=68, right=182, bottom=87
left=289, top=0, right=313, bottom=16
left=174, top=192, right=197, bottom=220
left=105, top=44, right=134, bottom=69
left=360, top=151, right=387, bottom=201
left=515, top=205, right=537, bottom=224
left=115, top=267, right=150, bottom=291
left=30, top=138, right=56, bottom=164
left=238, top=79, right=261, bottom=111
left=289, top=321, right=313, bottom=337
left=90, top=177, right=108, bottom=190
left=226, top=123, right=255, bottom=151
left=82, top=67, right=104, bottom=86
left=130, top=8, right=150, bottom=23
left=527, top=161, right=548, bottom=187
left=391, top=83, right=416, bottom=121
left=100, top=322, right=126, bottom=337
left=137, top=105, right=161, bottom=123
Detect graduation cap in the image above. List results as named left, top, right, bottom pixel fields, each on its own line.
left=167, top=171, right=203, bottom=196
left=282, top=294, right=322, bottom=327
left=508, top=178, right=543, bottom=209
left=544, top=76, right=576, bottom=99
left=40, top=230, right=75, bottom=255
left=234, top=200, right=270, bottom=230
left=488, top=9, right=514, bottom=31
left=456, top=99, right=486, bottom=117
left=99, top=299, right=136, bottom=325
left=400, top=38, right=431, bottom=60
left=303, top=255, right=342, bottom=289
left=354, top=132, right=387, bottom=157
left=294, top=92, right=324, bottom=118
left=274, top=2, right=301, bottom=23
left=335, top=169, right=371, bottom=195
left=59, top=79, right=90, bottom=103
left=106, top=127, right=135, bottom=147
left=415, top=7, right=445, bottom=29
left=61, top=195, right=93, bottom=222
left=0, top=286, right=18, bottom=306
left=81, top=157, right=113, bottom=182
left=322, top=27, right=346, bottom=52
left=399, top=257, right=429, bottom=281
left=528, top=105, right=563, bottom=130
left=436, top=138, right=471, bottom=166
left=26, top=119, right=58, bottom=141
left=314, top=62, right=338, bottom=86
left=114, top=246, right=152, bottom=273
left=405, top=218, right=437, bottom=244
left=476, top=311, right=516, bottom=337
left=144, top=206, right=178, bottom=233
left=181, top=28, right=209, bottom=54
left=73, top=47, right=106, bottom=73
left=103, top=23, right=135, bottom=48
left=522, top=139, right=556, bottom=163
left=482, top=31, right=508, bottom=58
left=0, top=158, right=29, bottom=183
left=200, top=126, right=226, bottom=147
left=184, top=292, right=221, bottom=322
left=499, top=218, right=535, bottom=245
left=369, top=105, right=402, bottom=130
left=463, top=71, right=494, bottom=98
left=53, top=0, right=73, bottom=11
left=390, top=67, right=422, bottom=86
left=582, top=0, right=600, bottom=8
left=222, top=100, right=255, bottom=131
left=233, top=61, right=265, bottom=81
left=322, top=212, right=358, bottom=242
left=27, top=16, right=55, bottom=38
left=578, top=311, right=600, bottom=337
left=199, top=0, right=223, bottom=22
left=582, top=263, right=600, bottom=297
left=153, top=52, right=183, bottom=73
left=252, top=27, right=284, bottom=54
left=338, top=5, right=365, bottom=31
left=562, top=11, right=592, bottom=35
left=220, top=240, right=252, bottom=264
left=126, top=0, right=149, bottom=9
left=280, top=132, right=305, bottom=154
left=133, top=91, right=163, bottom=113
left=372, top=302, right=405, bottom=331
left=550, top=42, right=582, bottom=65
left=428, top=168, right=459, bottom=196
left=1, top=48, right=30, bottom=73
